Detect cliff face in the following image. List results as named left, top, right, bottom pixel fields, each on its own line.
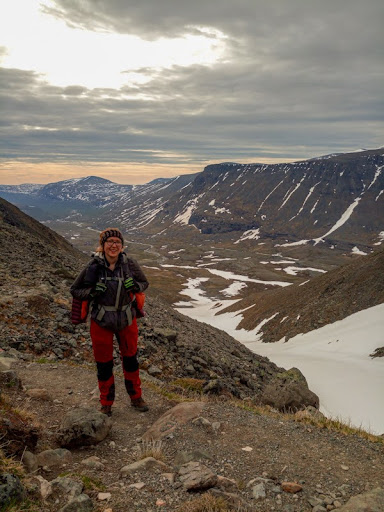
left=171, top=149, right=384, bottom=247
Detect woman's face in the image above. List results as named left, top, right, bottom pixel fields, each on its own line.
left=103, top=237, right=123, bottom=261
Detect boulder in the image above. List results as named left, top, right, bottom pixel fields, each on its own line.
left=281, top=481, right=303, bottom=493
left=57, top=407, right=112, bottom=448
left=36, top=448, right=72, bottom=468
left=0, top=473, right=25, bottom=508
left=0, top=357, right=17, bottom=371
left=26, top=388, right=52, bottom=400
left=29, top=475, right=52, bottom=500
left=81, top=456, right=104, bottom=470
left=142, top=402, right=205, bottom=441
left=58, top=493, right=93, bottom=512
left=153, top=328, right=177, bottom=342
left=338, top=488, right=384, bottom=511
left=260, top=368, right=319, bottom=411
left=22, top=451, right=38, bottom=473
left=0, top=370, right=22, bottom=389
left=50, top=476, right=83, bottom=501
left=252, top=482, right=266, bottom=500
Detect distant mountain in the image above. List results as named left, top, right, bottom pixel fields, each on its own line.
left=1, top=148, right=383, bottom=249
left=0, top=174, right=198, bottom=223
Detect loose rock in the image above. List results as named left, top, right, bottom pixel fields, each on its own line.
left=178, top=461, right=218, bottom=491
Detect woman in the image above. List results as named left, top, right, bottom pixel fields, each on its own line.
left=70, top=228, right=149, bottom=416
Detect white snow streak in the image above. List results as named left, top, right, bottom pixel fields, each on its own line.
left=290, top=180, right=321, bottom=220
left=282, top=266, right=327, bottom=276
left=279, top=175, right=306, bottom=211
left=310, top=199, right=319, bottom=214
left=313, top=197, right=361, bottom=245
left=174, top=194, right=204, bottom=225
left=220, top=281, right=247, bottom=297
left=276, top=240, right=310, bottom=247
left=367, top=165, right=383, bottom=190
left=257, top=179, right=284, bottom=212
left=247, top=304, right=384, bottom=434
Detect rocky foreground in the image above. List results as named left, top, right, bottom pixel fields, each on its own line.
left=1, top=197, right=384, bottom=511
left=1, top=355, right=384, bottom=512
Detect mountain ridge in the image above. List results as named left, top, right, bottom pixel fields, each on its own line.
left=1, top=148, right=382, bottom=250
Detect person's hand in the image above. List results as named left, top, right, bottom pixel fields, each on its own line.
left=90, top=282, right=107, bottom=297
left=124, top=278, right=139, bottom=291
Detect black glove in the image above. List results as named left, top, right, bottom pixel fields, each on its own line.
left=123, top=277, right=140, bottom=292
left=90, top=282, right=107, bottom=298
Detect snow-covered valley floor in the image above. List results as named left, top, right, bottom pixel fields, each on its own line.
left=174, top=276, right=384, bottom=435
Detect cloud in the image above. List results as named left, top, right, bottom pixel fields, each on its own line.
left=1, top=0, right=383, bottom=184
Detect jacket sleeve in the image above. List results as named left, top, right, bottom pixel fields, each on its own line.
left=127, top=258, right=149, bottom=292
left=70, top=262, right=99, bottom=300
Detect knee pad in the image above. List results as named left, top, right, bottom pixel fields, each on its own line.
left=96, top=360, right=113, bottom=381
left=123, top=354, right=139, bottom=373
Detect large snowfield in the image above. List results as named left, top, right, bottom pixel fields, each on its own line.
left=175, top=278, right=384, bottom=435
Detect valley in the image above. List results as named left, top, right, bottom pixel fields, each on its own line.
left=42, top=217, right=384, bottom=435
left=1, top=147, right=383, bottom=435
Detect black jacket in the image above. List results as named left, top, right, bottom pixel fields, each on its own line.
left=70, top=251, right=149, bottom=331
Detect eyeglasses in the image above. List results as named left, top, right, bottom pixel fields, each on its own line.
left=105, top=240, right=122, bottom=246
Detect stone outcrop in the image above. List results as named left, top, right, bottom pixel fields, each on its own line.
left=260, top=367, right=320, bottom=411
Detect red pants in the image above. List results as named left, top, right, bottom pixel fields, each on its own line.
left=90, top=319, right=142, bottom=406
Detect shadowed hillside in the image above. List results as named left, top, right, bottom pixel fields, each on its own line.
left=224, top=248, right=384, bottom=342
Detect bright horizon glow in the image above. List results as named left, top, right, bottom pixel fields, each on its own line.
left=0, top=0, right=227, bottom=90
left=0, top=156, right=299, bottom=185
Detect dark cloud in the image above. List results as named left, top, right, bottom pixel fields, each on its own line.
left=1, top=0, right=383, bottom=173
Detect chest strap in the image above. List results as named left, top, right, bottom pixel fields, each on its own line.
left=96, top=303, right=133, bottom=326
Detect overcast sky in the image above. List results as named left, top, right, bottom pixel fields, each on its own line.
left=1, top=0, right=383, bottom=184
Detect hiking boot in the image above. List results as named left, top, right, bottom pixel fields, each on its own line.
left=131, top=397, right=149, bottom=412
left=100, top=405, right=112, bottom=417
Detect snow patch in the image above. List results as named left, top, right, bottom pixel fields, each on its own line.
left=352, top=246, right=368, bottom=256
left=283, top=266, right=326, bottom=276
left=220, top=281, right=247, bottom=297
left=234, top=228, right=260, bottom=244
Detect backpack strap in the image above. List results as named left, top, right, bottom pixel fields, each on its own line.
left=95, top=266, right=133, bottom=325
